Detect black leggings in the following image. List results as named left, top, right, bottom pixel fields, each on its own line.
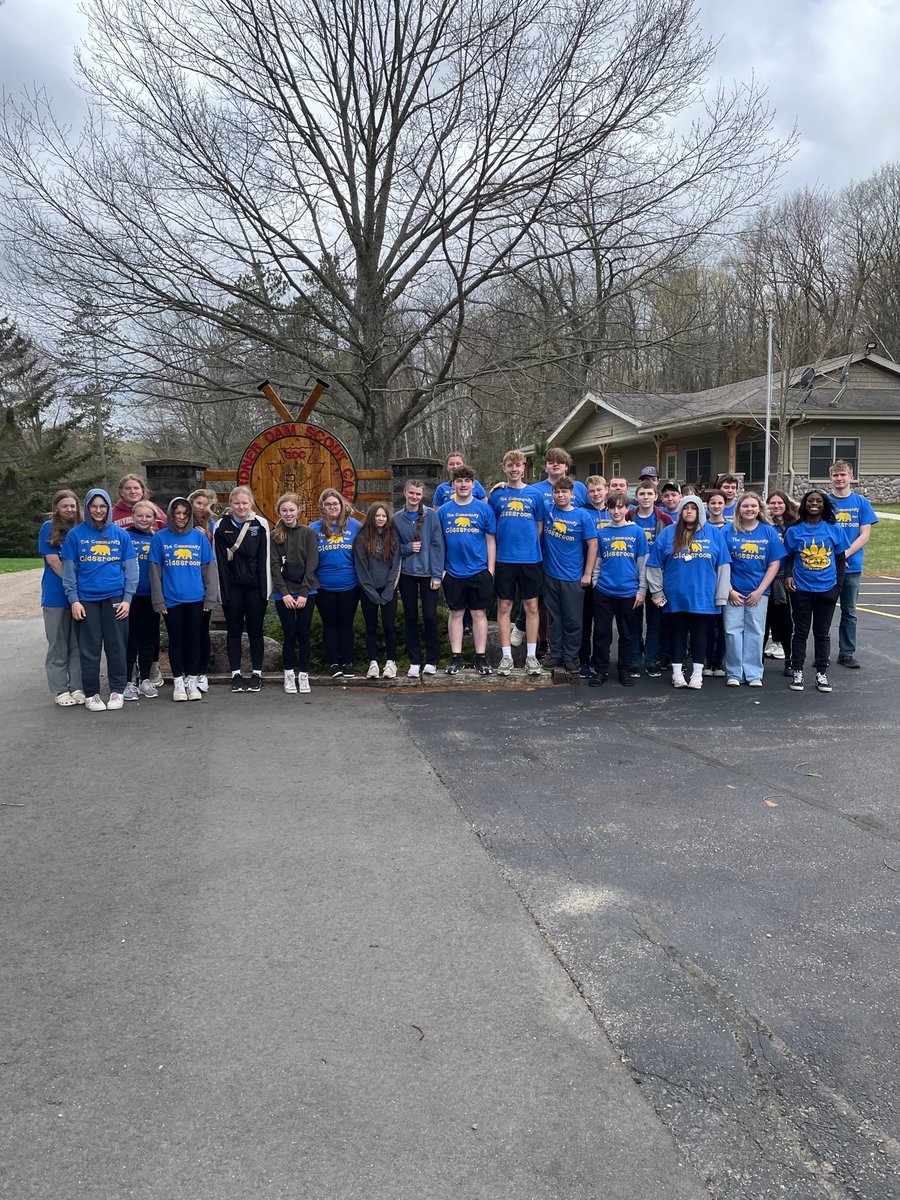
left=275, top=596, right=316, bottom=672
left=126, top=594, right=159, bottom=683
left=361, top=593, right=398, bottom=660
left=398, top=574, right=441, bottom=666
left=163, top=601, right=205, bottom=678
left=669, top=611, right=709, bottom=667
left=790, top=589, right=837, bottom=671
left=317, top=587, right=360, bottom=665
left=223, top=586, right=266, bottom=673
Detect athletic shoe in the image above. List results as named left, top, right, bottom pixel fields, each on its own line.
left=579, top=663, right=592, bottom=679
left=509, top=626, right=525, bottom=647
left=196, top=674, right=209, bottom=693
left=619, top=674, right=636, bottom=687
left=341, top=664, right=355, bottom=678
left=173, top=677, right=188, bottom=701
left=525, top=655, right=543, bottom=676
left=85, top=693, right=106, bottom=712
left=672, top=667, right=687, bottom=688
left=748, top=679, right=763, bottom=688
left=628, top=670, right=641, bottom=679
left=565, top=661, right=580, bottom=672
left=55, top=691, right=76, bottom=707
left=107, top=692, right=124, bottom=710
left=726, top=678, right=741, bottom=687
left=687, top=670, right=703, bottom=690
left=837, top=655, right=860, bottom=669
left=764, top=639, right=784, bottom=659
left=497, top=655, right=514, bottom=676
left=815, top=672, right=832, bottom=693
left=445, top=654, right=464, bottom=675
left=589, top=673, right=608, bottom=687
left=702, top=665, right=714, bottom=677
left=783, top=665, right=793, bottom=677
left=70, top=689, right=86, bottom=705
left=247, top=672, right=262, bottom=692
left=231, top=673, right=246, bottom=692
left=712, top=666, right=727, bottom=678
left=138, top=679, right=159, bottom=698
left=423, top=663, right=437, bottom=675
left=297, top=672, right=311, bottom=694
left=645, top=666, right=662, bottom=678
left=543, top=657, right=563, bottom=669
left=407, top=664, right=421, bottom=678
left=329, top=663, right=342, bottom=678
left=367, top=660, right=381, bottom=679
left=122, top=682, right=140, bottom=701
left=185, top=675, right=202, bottom=701
left=790, top=670, right=804, bottom=691
left=474, top=655, right=492, bottom=675
left=148, top=664, right=165, bottom=687
left=383, top=660, right=397, bottom=679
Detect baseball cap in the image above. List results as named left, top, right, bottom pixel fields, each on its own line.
left=639, top=465, right=659, bottom=479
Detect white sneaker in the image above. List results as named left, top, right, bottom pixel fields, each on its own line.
left=382, top=660, right=397, bottom=679
left=149, top=663, right=165, bottom=687
left=525, top=655, right=543, bottom=675
left=107, top=692, right=125, bottom=710
left=138, top=679, right=159, bottom=698
left=284, top=671, right=298, bottom=694
left=423, top=663, right=437, bottom=675
left=122, top=682, right=140, bottom=701
left=172, top=677, right=188, bottom=701
left=764, top=639, right=776, bottom=658
left=367, top=660, right=380, bottom=679
left=748, top=678, right=763, bottom=688
left=297, top=671, right=311, bottom=693
left=70, top=689, right=86, bottom=705
left=185, top=675, right=202, bottom=700
left=407, top=664, right=421, bottom=678
left=55, top=691, right=76, bottom=707
left=497, top=655, right=514, bottom=676
left=196, top=674, right=209, bottom=693
left=770, top=643, right=785, bottom=660
left=726, top=678, right=741, bottom=687
left=672, top=666, right=687, bottom=689
left=85, top=693, right=106, bottom=712
left=510, top=626, right=525, bottom=647
left=688, top=670, right=703, bottom=690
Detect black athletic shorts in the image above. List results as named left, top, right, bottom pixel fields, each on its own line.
left=494, top=560, right=544, bottom=601
left=443, top=569, right=494, bottom=612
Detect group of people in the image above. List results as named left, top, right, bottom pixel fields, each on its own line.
left=38, top=451, right=877, bottom=709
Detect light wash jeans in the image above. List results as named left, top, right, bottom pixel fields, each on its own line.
left=838, top=572, right=861, bottom=657
left=724, top=596, right=768, bottom=682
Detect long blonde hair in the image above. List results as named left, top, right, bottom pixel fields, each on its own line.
left=732, top=491, right=772, bottom=533
left=273, top=492, right=302, bottom=545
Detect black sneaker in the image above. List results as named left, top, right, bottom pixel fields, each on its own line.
left=588, top=673, right=609, bottom=688
left=645, top=666, right=662, bottom=678
left=579, top=663, right=593, bottom=679
left=329, top=663, right=342, bottom=678
left=543, top=657, right=563, bottom=669
left=445, top=654, right=464, bottom=675
left=620, top=675, right=636, bottom=687
left=789, top=670, right=804, bottom=691
left=341, top=663, right=355, bottom=677
left=837, top=655, right=860, bottom=669
left=247, top=672, right=262, bottom=692
left=815, top=671, right=833, bottom=693
left=474, top=655, right=492, bottom=676
left=231, top=674, right=245, bottom=693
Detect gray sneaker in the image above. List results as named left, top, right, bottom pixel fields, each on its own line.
left=497, top=654, right=514, bottom=675
left=122, top=682, right=141, bottom=701
left=148, top=663, right=165, bottom=687
left=510, top=626, right=525, bottom=647
left=138, top=679, right=159, bottom=698
left=525, top=655, right=543, bottom=676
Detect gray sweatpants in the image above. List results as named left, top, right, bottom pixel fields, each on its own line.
left=543, top=575, right=585, bottom=666
left=43, top=606, right=83, bottom=696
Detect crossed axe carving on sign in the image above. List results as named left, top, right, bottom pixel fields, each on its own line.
left=256, top=378, right=329, bottom=425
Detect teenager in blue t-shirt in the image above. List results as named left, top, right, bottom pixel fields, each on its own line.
left=541, top=476, right=598, bottom=671
left=721, top=493, right=786, bottom=686
left=150, top=497, right=216, bottom=701
left=38, top=489, right=84, bottom=705
left=489, top=450, right=544, bottom=676
left=784, top=489, right=848, bottom=693
left=829, top=460, right=878, bottom=668
left=628, top=481, right=672, bottom=676
left=439, top=467, right=497, bottom=675
left=719, top=475, right=739, bottom=521
left=432, top=452, right=487, bottom=507
left=588, top=493, right=648, bottom=686
left=309, top=489, right=362, bottom=678
left=647, top=496, right=731, bottom=689
left=124, top=500, right=162, bottom=700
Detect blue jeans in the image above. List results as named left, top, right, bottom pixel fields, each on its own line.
left=628, top=599, right=660, bottom=668
left=838, top=573, right=861, bottom=657
left=724, top=597, right=768, bottom=682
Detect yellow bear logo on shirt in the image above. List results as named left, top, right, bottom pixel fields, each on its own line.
left=507, top=500, right=525, bottom=511
left=552, top=521, right=568, bottom=534
left=835, top=511, right=852, bottom=523
left=610, top=539, right=628, bottom=550
left=90, top=544, right=111, bottom=556
left=690, top=541, right=702, bottom=553
left=173, top=547, right=193, bottom=559
left=454, top=516, right=472, bottom=528
left=740, top=542, right=760, bottom=554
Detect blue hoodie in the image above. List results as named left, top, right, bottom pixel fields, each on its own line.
left=61, top=488, right=139, bottom=603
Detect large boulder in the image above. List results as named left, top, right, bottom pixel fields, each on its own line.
left=208, top=630, right=283, bottom=673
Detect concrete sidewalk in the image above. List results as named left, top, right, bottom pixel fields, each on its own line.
left=1, top=617, right=706, bottom=1200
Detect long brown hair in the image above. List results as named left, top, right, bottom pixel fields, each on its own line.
left=187, top=487, right=219, bottom=541
left=317, top=488, right=352, bottom=539
left=767, top=489, right=799, bottom=526
left=673, top=501, right=702, bottom=554
left=47, top=489, right=82, bottom=547
left=355, top=502, right=397, bottom=561
left=404, top=478, right=426, bottom=542
left=272, top=491, right=302, bottom=545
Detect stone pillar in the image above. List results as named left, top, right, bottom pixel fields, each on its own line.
left=389, top=457, right=444, bottom=508
left=142, top=459, right=209, bottom=509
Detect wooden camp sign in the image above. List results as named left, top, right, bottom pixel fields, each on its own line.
left=236, top=421, right=357, bottom=526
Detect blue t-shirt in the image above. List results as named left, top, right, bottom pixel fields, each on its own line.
left=723, top=523, right=786, bottom=596
left=308, top=518, right=362, bottom=591
left=648, top=523, right=730, bottom=614
left=488, top=485, right=544, bottom=563
left=60, top=522, right=138, bottom=601
left=632, top=511, right=670, bottom=550
left=830, top=492, right=877, bottom=573
left=541, top=505, right=597, bottom=582
left=722, top=502, right=737, bottom=521
left=595, top=522, right=649, bottom=598
left=588, top=507, right=612, bottom=536
left=439, top=498, right=496, bottom=576
left=532, top=478, right=592, bottom=511
left=38, top=520, right=68, bottom=608
left=149, top=528, right=213, bottom=606
left=783, top=521, right=848, bottom=592
left=127, top=527, right=154, bottom=596
left=433, top=479, right=487, bottom=507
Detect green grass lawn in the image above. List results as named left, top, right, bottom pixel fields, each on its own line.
left=0, top=558, right=43, bottom=573
left=866, top=509, right=900, bottom=576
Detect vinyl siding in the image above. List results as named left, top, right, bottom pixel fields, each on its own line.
left=792, top=420, right=900, bottom=477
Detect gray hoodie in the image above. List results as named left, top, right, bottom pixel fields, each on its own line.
left=646, top=494, right=731, bottom=606
left=148, top=496, right=218, bottom=612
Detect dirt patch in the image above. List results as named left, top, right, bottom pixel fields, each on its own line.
left=0, top=570, right=42, bottom=620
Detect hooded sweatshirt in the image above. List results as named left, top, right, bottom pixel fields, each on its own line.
left=646, top=494, right=731, bottom=613
left=61, top=488, right=139, bottom=604
left=148, top=497, right=217, bottom=611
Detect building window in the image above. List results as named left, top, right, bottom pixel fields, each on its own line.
left=684, top=447, right=712, bottom=484
left=809, top=437, right=859, bottom=478
left=664, top=452, right=677, bottom=480
left=611, top=459, right=621, bottom=478
left=735, top=439, right=766, bottom=482
left=588, top=461, right=602, bottom=477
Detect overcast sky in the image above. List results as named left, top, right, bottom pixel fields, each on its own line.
left=0, top=0, right=898, bottom=196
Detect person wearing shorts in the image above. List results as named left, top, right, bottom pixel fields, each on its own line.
left=489, top=450, right=545, bottom=677
left=438, top=467, right=496, bottom=675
